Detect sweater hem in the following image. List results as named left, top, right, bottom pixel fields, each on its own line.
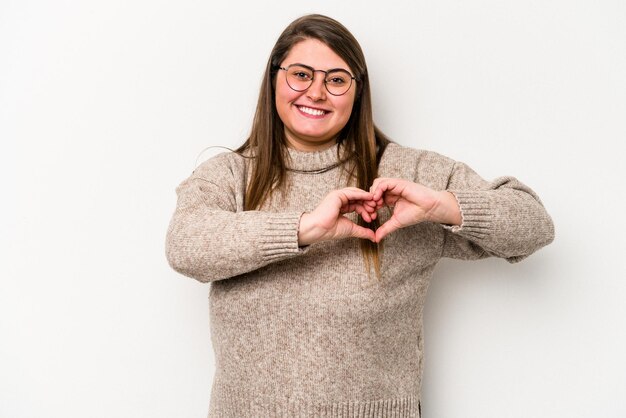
left=208, top=391, right=420, bottom=418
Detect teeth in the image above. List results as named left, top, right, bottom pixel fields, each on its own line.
left=298, top=106, right=326, bottom=116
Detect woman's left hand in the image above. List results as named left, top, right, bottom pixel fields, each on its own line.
left=370, top=178, right=462, bottom=242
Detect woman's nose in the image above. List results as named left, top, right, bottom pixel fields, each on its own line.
left=306, top=76, right=327, bottom=101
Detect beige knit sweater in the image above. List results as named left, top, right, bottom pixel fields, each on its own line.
left=165, top=142, right=554, bottom=418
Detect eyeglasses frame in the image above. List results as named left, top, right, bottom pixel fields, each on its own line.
left=276, top=63, right=357, bottom=97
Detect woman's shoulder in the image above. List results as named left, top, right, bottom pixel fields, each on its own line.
left=190, top=147, right=253, bottom=182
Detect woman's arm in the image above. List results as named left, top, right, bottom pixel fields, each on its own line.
left=440, top=161, right=555, bottom=262
left=371, top=155, right=554, bottom=263
left=165, top=171, right=306, bottom=283
left=165, top=153, right=379, bottom=282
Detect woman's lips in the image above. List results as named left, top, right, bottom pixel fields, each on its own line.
left=296, top=105, right=329, bottom=118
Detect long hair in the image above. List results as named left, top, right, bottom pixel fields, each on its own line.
left=236, top=14, right=391, bottom=278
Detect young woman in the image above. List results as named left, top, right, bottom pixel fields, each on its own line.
left=166, top=14, right=554, bottom=418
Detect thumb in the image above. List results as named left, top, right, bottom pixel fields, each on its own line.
left=345, top=222, right=376, bottom=242
left=375, top=218, right=400, bottom=242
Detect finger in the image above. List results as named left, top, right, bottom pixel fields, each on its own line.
left=361, top=200, right=378, bottom=212
left=340, top=200, right=376, bottom=215
left=353, top=205, right=373, bottom=222
left=334, top=188, right=374, bottom=207
left=375, top=218, right=401, bottom=242
left=369, top=178, right=388, bottom=193
left=384, top=194, right=400, bottom=206
left=371, top=178, right=406, bottom=200
left=339, top=202, right=376, bottom=223
left=348, top=223, right=376, bottom=242
left=342, top=187, right=374, bottom=195
left=363, top=199, right=378, bottom=209
left=352, top=206, right=378, bottom=220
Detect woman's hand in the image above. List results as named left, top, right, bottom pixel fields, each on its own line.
left=371, top=178, right=462, bottom=242
left=298, top=187, right=380, bottom=246
left=297, top=180, right=462, bottom=246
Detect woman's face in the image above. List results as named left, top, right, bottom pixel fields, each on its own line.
left=275, top=38, right=357, bottom=151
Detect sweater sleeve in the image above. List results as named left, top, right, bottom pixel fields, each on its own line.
left=440, top=160, right=555, bottom=263
left=165, top=154, right=307, bottom=282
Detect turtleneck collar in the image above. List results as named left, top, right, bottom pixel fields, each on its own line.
left=283, top=142, right=350, bottom=174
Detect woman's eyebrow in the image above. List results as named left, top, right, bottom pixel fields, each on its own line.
left=288, top=62, right=351, bottom=72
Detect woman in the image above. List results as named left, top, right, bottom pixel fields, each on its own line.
left=166, top=14, right=554, bottom=418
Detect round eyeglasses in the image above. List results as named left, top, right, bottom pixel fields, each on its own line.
left=277, top=63, right=357, bottom=96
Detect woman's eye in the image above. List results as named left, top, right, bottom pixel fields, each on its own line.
left=327, top=77, right=346, bottom=85
left=293, top=72, right=311, bottom=80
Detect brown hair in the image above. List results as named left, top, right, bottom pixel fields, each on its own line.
left=236, top=14, right=391, bottom=278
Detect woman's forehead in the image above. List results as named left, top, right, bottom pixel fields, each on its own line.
left=282, top=38, right=352, bottom=72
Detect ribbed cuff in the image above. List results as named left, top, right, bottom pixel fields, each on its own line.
left=260, top=212, right=305, bottom=261
left=443, top=191, right=494, bottom=240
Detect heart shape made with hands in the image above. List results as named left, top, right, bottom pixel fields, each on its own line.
left=341, top=178, right=457, bottom=243
left=300, top=178, right=458, bottom=246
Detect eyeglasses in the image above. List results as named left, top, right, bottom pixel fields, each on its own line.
left=276, top=63, right=357, bottom=96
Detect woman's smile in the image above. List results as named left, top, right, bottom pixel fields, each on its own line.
left=295, top=104, right=330, bottom=118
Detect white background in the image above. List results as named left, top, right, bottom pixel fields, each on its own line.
left=1, top=1, right=625, bottom=417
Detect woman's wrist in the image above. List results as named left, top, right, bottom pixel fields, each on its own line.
left=428, top=191, right=462, bottom=226
left=297, top=212, right=319, bottom=246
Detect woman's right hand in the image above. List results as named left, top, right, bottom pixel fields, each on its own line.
left=297, top=187, right=380, bottom=246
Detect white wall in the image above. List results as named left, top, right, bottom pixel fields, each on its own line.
left=1, top=1, right=624, bottom=417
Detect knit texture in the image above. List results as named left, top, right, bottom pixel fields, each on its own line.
left=165, top=142, right=554, bottom=418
